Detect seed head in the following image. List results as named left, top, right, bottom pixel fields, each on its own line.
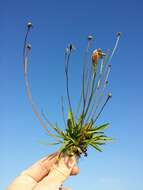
left=68, top=44, right=75, bottom=51
left=27, top=22, right=33, bottom=28
left=88, top=35, right=93, bottom=41
left=108, top=92, right=112, bottom=98
left=116, top=32, right=121, bottom=37
left=26, top=43, right=32, bottom=50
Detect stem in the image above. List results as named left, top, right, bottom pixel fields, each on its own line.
left=83, top=70, right=96, bottom=119
left=64, top=51, right=73, bottom=114
left=76, top=88, right=82, bottom=119
left=85, top=57, right=105, bottom=122
left=91, top=64, right=111, bottom=120
left=108, top=34, right=121, bottom=64
left=23, top=25, right=57, bottom=140
left=41, top=110, right=55, bottom=130
left=61, top=96, right=66, bottom=128
left=84, top=60, right=93, bottom=112
left=93, top=95, right=111, bottom=124
left=64, top=50, right=75, bottom=127
left=80, top=40, right=91, bottom=125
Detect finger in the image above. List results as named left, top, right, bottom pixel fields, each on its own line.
left=34, top=156, right=76, bottom=190
left=70, top=166, right=80, bottom=176
left=6, top=175, right=37, bottom=190
left=21, top=152, right=59, bottom=182
left=57, top=154, right=79, bottom=175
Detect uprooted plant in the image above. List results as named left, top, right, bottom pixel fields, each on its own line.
left=23, top=22, right=121, bottom=158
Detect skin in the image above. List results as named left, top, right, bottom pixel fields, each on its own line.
left=7, top=152, right=79, bottom=190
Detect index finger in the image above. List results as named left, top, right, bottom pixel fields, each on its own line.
left=21, top=152, right=59, bottom=182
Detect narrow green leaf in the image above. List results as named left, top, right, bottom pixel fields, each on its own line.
left=94, top=123, right=109, bottom=131
left=98, top=137, right=112, bottom=141
left=89, top=143, right=102, bottom=152
left=68, top=111, right=75, bottom=128
left=38, top=140, right=62, bottom=146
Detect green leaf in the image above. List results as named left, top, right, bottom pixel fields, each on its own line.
left=94, top=142, right=106, bottom=145
left=93, top=135, right=107, bottom=139
left=67, top=136, right=76, bottom=143
left=67, top=119, right=73, bottom=134
left=68, top=111, right=75, bottom=127
left=38, top=140, right=62, bottom=146
left=53, top=125, right=68, bottom=140
left=93, top=123, right=109, bottom=131
left=59, top=140, right=70, bottom=153
left=87, top=130, right=104, bottom=135
left=98, top=137, right=112, bottom=141
left=89, top=143, right=102, bottom=152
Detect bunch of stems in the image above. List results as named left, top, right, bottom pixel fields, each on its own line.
left=23, top=22, right=121, bottom=157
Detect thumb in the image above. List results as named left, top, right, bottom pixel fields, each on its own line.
left=6, top=174, right=37, bottom=190
left=34, top=156, right=76, bottom=190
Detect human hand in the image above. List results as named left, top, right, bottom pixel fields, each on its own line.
left=7, top=152, right=79, bottom=190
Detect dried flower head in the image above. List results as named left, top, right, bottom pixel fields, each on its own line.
left=92, top=48, right=104, bottom=64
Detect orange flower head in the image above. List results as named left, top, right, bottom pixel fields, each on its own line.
left=92, top=48, right=103, bottom=64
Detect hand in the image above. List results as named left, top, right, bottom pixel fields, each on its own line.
left=7, top=152, right=79, bottom=190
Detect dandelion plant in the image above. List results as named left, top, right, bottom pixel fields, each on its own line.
left=23, top=22, right=121, bottom=158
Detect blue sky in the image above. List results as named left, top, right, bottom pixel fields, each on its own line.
left=1, top=0, right=143, bottom=189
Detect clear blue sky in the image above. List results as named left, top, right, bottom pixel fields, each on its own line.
left=1, top=0, right=143, bottom=189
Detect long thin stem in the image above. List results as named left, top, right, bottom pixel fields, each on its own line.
left=93, top=95, right=111, bottom=124
left=65, top=51, right=73, bottom=113
left=61, top=96, right=66, bottom=128
left=85, top=56, right=106, bottom=122
left=76, top=47, right=91, bottom=120
left=41, top=111, right=62, bottom=142
left=23, top=25, right=57, bottom=140
left=91, top=65, right=111, bottom=120
left=80, top=40, right=92, bottom=125
left=76, top=65, right=89, bottom=118
left=108, top=33, right=121, bottom=64
left=76, top=88, right=83, bottom=119
left=83, top=70, right=96, bottom=119
left=64, top=49, right=76, bottom=128
left=84, top=60, right=93, bottom=112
